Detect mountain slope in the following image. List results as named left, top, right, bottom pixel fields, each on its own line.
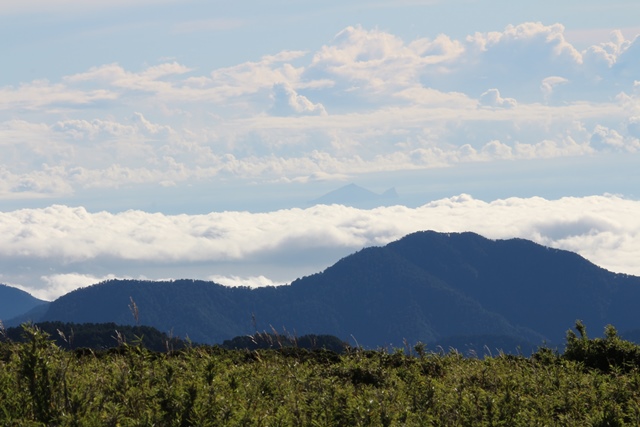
left=386, top=231, right=638, bottom=344
left=0, top=285, right=47, bottom=322
left=281, top=246, right=544, bottom=347
left=26, top=231, right=640, bottom=350
left=39, top=279, right=258, bottom=344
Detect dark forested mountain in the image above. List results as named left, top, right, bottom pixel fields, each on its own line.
left=0, top=284, right=47, bottom=322
left=384, top=232, right=640, bottom=345
left=14, top=231, right=640, bottom=351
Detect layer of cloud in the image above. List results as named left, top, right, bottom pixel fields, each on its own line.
left=1, top=194, right=639, bottom=300
left=207, top=275, right=285, bottom=289
left=38, top=273, right=121, bottom=301
left=1, top=23, right=639, bottom=197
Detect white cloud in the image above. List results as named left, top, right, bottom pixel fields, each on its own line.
left=0, top=166, right=74, bottom=198
left=479, top=89, right=517, bottom=109
left=207, top=275, right=284, bottom=288
left=581, top=30, right=629, bottom=69
left=306, top=26, right=465, bottom=103
left=205, top=52, right=308, bottom=101
left=541, top=76, right=569, bottom=100
left=0, top=80, right=117, bottom=111
left=67, top=62, right=192, bottom=85
left=614, top=35, right=640, bottom=76
left=1, top=23, right=639, bottom=200
left=0, top=98, right=628, bottom=196
left=269, top=83, right=327, bottom=116
left=466, top=22, right=582, bottom=69
left=591, top=125, right=625, bottom=149
left=480, top=140, right=513, bottom=159
left=1, top=194, right=639, bottom=299
left=38, top=273, right=120, bottom=301
left=591, top=123, right=640, bottom=152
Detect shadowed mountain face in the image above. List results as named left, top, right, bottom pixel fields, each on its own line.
left=385, top=232, right=638, bottom=344
left=18, top=231, right=640, bottom=351
left=0, top=285, right=47, bottom=322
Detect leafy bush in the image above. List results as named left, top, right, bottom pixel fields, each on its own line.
left=2, top=321, right=188, bottom=352
left=564, top=320, right=640, bottom=373
left=2, top=323, right=640, bottom=425
left=221, top=332, right=349, bottom=353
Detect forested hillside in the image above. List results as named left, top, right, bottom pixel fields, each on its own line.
left=10, top=231, right=640, bottom=351
left=0, top=284, right=46, bottom=321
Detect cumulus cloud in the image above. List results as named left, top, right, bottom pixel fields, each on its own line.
left=591, top=125, right=625, bottom=149
left=1, top=195, right=639, bottom=299
left=582, top=30, right=629, bottom=69
left=479, top=89, right=517, bottom=109
left=591, top=124, right=640, bottom=152
left=541, top=76, right=569, bottom=101
left=269, top=83, right=327, bottom=116
left=461, top=23, right=581, bottom=97
left=614, top=35, right=640, bottom=78
left=304, top=25, right=467, bottom=106
left=1, top=22, right=639, bottom=199
left=0, top=166, right=74, bottom=198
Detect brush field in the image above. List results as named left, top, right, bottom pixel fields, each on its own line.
left=2, top=324, right=640, bottom=426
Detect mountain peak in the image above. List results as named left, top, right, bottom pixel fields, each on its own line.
left=15, top=231, right=640, bottom=351
left=309, top=183, right=399, bottom=207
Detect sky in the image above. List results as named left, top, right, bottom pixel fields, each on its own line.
left=1, top=0, right=639, bottom=301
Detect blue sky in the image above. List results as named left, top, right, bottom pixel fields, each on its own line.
left=1, top=0, right=640, bottom=300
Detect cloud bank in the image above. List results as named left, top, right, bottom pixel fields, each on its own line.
left=1, top=194, right=638, bottom=300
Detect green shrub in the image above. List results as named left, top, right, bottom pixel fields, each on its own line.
left=2, top=323, right=640, bottom=425
left=564, top=321, right=640, bottom=373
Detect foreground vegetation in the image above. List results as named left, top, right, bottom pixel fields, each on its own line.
left=2, top=322, right=640, bottom=426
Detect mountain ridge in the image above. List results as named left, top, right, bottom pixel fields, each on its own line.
left=7, top=231, right=640, bottom=351
left=0, top=284, right=47, bottom=323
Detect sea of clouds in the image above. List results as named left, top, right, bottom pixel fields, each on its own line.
left=1, top=194, right=638, bottom=300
